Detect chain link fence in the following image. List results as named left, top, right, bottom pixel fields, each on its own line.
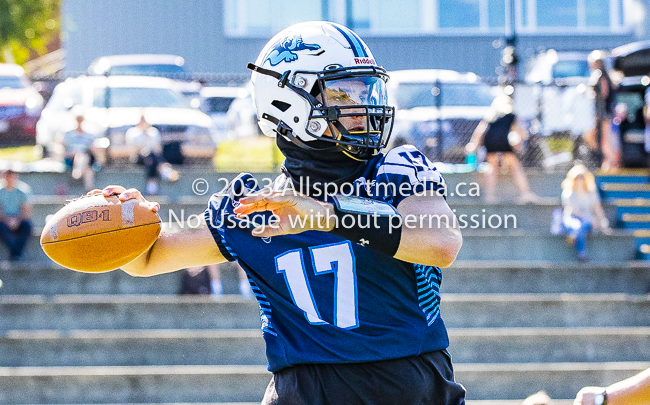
left=388, top=78, right=604, bottom=170
left=28, top=70, right=612, bottom=170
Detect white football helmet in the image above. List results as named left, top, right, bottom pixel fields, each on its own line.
left=248, top=21, right=394, bottom=160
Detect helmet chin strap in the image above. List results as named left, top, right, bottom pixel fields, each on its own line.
left=276, top=131, right=367, bottom=191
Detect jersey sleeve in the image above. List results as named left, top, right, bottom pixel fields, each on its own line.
left=373, top=145, right=446, bottom=207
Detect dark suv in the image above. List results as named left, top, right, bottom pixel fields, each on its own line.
left=610, top=41, right=650, bottom=167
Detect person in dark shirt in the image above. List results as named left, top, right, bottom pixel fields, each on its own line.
left=466, top=94, right=538, bottom=203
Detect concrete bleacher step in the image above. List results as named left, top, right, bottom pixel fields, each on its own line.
left=13, top=403, right=575, bottom=405
left=16, top=168, right=568, bottom=199
left=443, top=260, right=650, bottom=294
left=0, top=365, right=270, bottom=404
left=15, top=168, right=249, bottom=197
left=457, top=230, right=636, bottom=261
left=20, top=402, right=575, bottom=405
left=447, top=327, right=650, bottom=364
left=3, top=260, right=649, bottom=296
left=449, top=199, right=615, bottom=230
left=8, top=228, right=637, bottom=263
left=2, top=327, right=648, bottom=367
left=0, top=261, right=242, bottom=296
left=1, top=362, right=647, bottom=404
left=0, top=329, right=267, bottom=367
left=22, top=401, right=260, bottom=405
left=441, top=293, right=650, bottom=328
left=30, top=197, right=592, bottom=230
left=2, top=293, right=648, bottom=330
left=0, top=295, right=261, bottom=330
left=456, top=362, right=650, bottom=401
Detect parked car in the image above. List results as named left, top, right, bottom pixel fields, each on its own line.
left=523, top=50, right=595, bottom=137
left=88, top=54, right=202, bottom=107
left=386, top=69, right=495, bottom=163
left=0, top=63, right=44, bottom=145
left=36, top=75, right=216, bottom=164
left=200, top=86, right=244, bottom=143
left=610, top=40, right=650, bottom=167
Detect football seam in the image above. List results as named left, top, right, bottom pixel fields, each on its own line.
left=41, top=222, right=161, bottom=245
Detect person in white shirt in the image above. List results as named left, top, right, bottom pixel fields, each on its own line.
left=126, top=113, right=163, bottom=195
left=62, top=115, right=98, bottom=191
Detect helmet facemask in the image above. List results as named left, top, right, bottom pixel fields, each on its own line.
left=305, top=66, right=395, bottom=160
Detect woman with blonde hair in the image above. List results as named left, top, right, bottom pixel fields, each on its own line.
left=466, top=93, right=538, bottom=203
left=560, top=164, right=611, bottom=262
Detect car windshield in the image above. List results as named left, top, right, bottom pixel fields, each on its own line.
left=0, top=77, right=25, bottom=89
left=204, top=96, right=235, bottom=113
left=395, top=82, right=494, bottom=109
left=93, top=87, right=191, bottom=108
left=108, top=64, right=187, bottom=76
left=552, top=60, right=590, bottom=79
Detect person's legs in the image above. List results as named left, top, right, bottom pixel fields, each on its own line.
left=72, top=152, right=88, bottom=180
left=484, top=153, right=499, bottom=203
left=83, top=166, right=95, bottom=191
left=0, top=221, right=16, bottom=258
left=142, top=153, right=161, bottom=195
left=10, top=219, right=32, bottom=259
left=502, top=152, right=538, bottom=202
left=574, top=219, right=592, bottom=261
left=600, top=120, right=619, bottom=172
left=206, top=264, right=222, bottom=297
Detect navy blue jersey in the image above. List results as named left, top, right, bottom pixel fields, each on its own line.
left=205, top=145, right=451, bottom=372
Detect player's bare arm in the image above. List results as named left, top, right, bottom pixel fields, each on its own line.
left=235, top=191, right=461, bottom=268
left=393, top=193, right=462, bottom=267
left=93, top=186, right=227, bottom=277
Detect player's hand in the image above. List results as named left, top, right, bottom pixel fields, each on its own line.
left=573, top=386, right=603, bottom=405
left=234, top=189, right=334, bottom=237
left=87, top=186, right=160, bottom=213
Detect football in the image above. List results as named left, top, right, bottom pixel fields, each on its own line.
left=40, top=194, right=161, bottom=273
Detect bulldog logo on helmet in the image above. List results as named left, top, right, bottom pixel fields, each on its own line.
left=266, top=35, right=321, bottom=66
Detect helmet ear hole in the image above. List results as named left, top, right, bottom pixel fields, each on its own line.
left=271, top=100, right=291, bottom=112
left=309, top=83, right=322, bottom=99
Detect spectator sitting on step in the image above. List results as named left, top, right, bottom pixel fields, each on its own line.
left=178, top=266, right=212, bottom=295
left=560, top=164, right=611, bottom=262
left=179, top=263, right=253, bottom=299
left=0, top=170, right=33, bottom=261
left=126, top=113, right=177, bottom=196
left=62, top=114, right=100, bottom=192
left=573, top=367, right=650, bottom=405
left=206, top=263, right=254, bottom=300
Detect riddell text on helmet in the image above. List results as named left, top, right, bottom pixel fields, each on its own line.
left=354, top=58, right=376, bottom=65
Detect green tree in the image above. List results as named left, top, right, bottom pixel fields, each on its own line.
left=0, top=0, right=60, bottom=65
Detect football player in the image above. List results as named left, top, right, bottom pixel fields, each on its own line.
left=101, top=21, right=465, bottom=405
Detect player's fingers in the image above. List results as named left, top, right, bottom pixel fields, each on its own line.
left=148, top=201, right=160, bottom=213
left=235, top=197, right=295, bottom=216
left=118, top=188, right=145, bottom=202
left=239, top=192, right=279, bottom=204
left=86, top=189, right=104, bottom=196
left=102, top=185, right=127, bottom=197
